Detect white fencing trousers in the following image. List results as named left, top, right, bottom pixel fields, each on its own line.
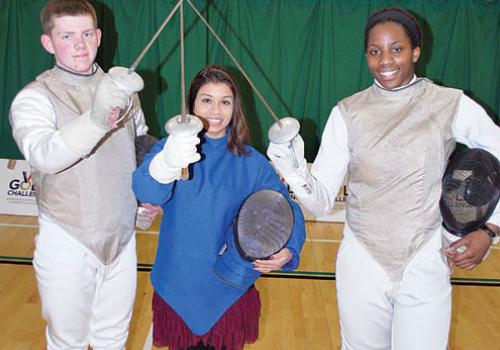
left=33, top=218, right=137, bottom=350
left=336, top=227, right=451, bottom=350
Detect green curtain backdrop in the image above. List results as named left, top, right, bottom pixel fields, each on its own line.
left=1, top=0, right=499, bottom=160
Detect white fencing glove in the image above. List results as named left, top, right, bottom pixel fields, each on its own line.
left=60, top=68, right=144, bottom=156
left=267, top=135, right=307, bottom=177
left=149, top=134, right=201, bottom=183
left=91, top=67, right=144, bottom=131
left=267, top=135, right=313, bottom=197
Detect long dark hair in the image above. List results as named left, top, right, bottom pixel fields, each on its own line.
left=187, top=65, right=251, bottom=155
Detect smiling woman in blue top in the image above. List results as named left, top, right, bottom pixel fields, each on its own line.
left=132, top=65, right=305, bottom=350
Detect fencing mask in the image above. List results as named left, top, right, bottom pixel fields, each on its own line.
left=440, top=148, right=500, bottom=236
left=213, top=189, right=294, bottom=289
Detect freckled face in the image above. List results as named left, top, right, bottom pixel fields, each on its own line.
left=366, top=21, right=420, bottom=89
left=41, top=15, right=101, bottom=74
left=194, top=82, right=234, bottom=139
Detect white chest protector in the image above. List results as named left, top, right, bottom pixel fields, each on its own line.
left=339, top=79, right=462, bottom=281
left=30, top=66, right=138, bottom=264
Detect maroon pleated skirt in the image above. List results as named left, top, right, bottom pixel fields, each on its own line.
left=152, top=287, right=261, bottom=350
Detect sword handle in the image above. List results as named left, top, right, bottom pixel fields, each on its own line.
left=7, top=160, right=17, bottom=169
left=181, top=167, right=189, bottom=180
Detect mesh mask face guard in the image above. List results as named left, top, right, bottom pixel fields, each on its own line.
left=234, top=189, right=294, bottom=261
left=440, top=148, right=500, bottom=236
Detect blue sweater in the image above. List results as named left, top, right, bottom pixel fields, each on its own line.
left=132, top=133, right=305, bottom=335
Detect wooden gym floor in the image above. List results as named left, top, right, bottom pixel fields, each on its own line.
left=0, top=214, right=499, bottom=350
